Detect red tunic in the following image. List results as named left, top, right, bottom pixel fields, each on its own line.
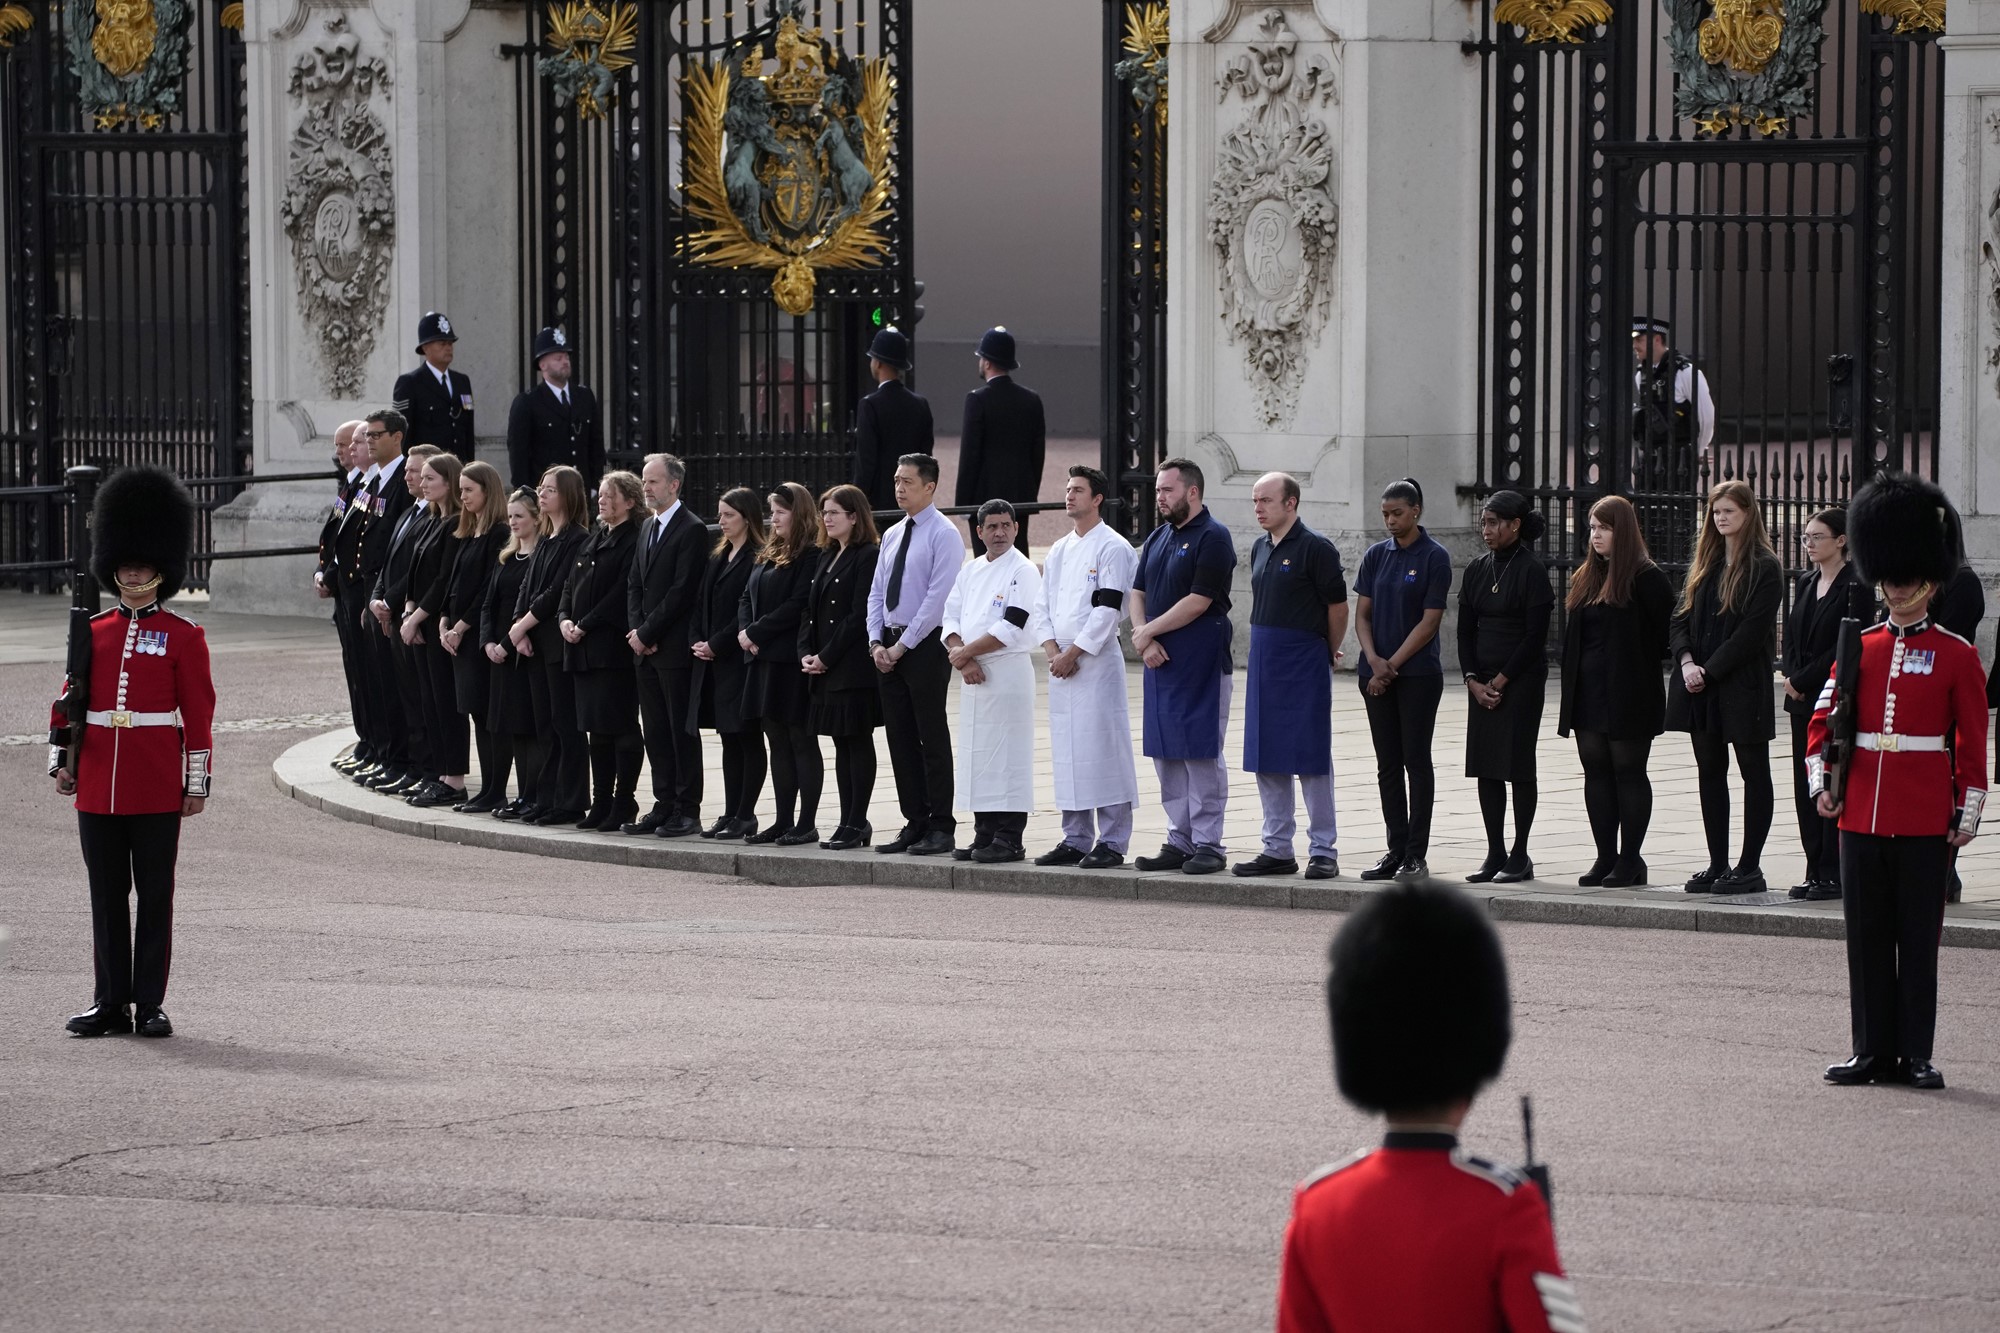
left=49, top=603, right=215, bottom=816
left=1276, top=1136, right=1582, bottom=1333
left=1806, top=620, right=1988, bottom=838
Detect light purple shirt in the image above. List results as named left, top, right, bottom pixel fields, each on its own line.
left=866, top=504, right=963, bottom=645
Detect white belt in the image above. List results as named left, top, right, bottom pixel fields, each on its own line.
left=85, top=709, right=180, bottom=729
left=1856, top=732, right=1945, bottom=753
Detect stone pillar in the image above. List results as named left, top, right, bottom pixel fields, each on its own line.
left=1940, top=1, right=2000, bottom=650
left=1167, top=1, right=1483, bottom=663
left=210, top=0, right=524, bottom=615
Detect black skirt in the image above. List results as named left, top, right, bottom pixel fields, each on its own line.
left=809, top=683, right=882, bottom=738
left=488, top=656, right=536, bottom=735
left=452, top=642, right=489, bottom=717
left=1465, top=671, right=1546, bottom=781
left=572, top=664, right=640, bottom=735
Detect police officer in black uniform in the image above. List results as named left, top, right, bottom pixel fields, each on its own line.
left=850, top=327, right=933, bottom=514
left=393, top=311, right=476, bottom=462
left=506, top=326, right=603, bottom=490
left=954, top=326, right=1046, bottom=554
left=1631, top=315, right=1714, bottom=566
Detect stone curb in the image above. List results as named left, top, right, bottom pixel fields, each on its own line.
left=274, top=730, right=2000, bottom=951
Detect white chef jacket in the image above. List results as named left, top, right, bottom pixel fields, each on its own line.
left=943, top=546, right=1041, bottom=812
left=1028, top=522, right=1140, bottom=811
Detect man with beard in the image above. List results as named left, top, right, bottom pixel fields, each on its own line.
left=507, top=326, right=602, bottom=488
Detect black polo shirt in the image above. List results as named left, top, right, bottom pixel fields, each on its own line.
left=1250, top=521, right=1347, bottom=638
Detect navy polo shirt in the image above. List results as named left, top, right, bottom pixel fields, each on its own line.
left=1134, top=507, right=1236, bottom=614
left=1354, top=527, right=1452, bottom=679
left=1250, top=522, right=1347, bottom=637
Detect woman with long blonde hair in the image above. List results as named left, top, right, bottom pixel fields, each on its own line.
left=433, top=461, right=510, bottom=812
left=1665, top=479, right=1785, bottom=893
left=558, top=470, right=647, bottom=831
left=1556, top=495, right=1675, bottom=885
left=508, top=466, right=593, bottom=823
left=739, top=482, right=824, bottom=844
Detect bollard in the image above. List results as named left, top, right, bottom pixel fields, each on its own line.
left=66, top=465, right=101, bottom=614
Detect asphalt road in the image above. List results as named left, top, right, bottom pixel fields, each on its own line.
left=2, top=627, right=1997, bottom=1331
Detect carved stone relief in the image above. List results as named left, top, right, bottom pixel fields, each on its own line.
left=278, top=14, right=394, bottom=397
left=1207, top=7, right=1338, bottom=431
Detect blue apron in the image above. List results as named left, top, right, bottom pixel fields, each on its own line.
left=1245, top=624, right=1331, bottom=775
left=1142, top=609, right=1231, bottom=760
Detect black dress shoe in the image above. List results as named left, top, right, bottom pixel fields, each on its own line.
left=700, top=816, right=733, bottom=838
left=534, top=808, right=585, bottom=827
left=1182, top=849, right=1226, bottom=875
left=1825, top=1055, right=1892, bottom=1085
left=745, top=825, right=788, bottom=846
left=1683, top=864, right=1727, bottom=894
left=623, top=808, right=669, bottom=836
left=908, top=831, right=954, bottom=856
left=1394, top=857, right=1430, bottom=882
left=1788, top=880, right=1815, bottom=899
left=1716, top=866, right=1767, bottom=894
left=360, top=767, right=402, bottom=789
left=723, top=817, right=758, bottom=840
left=775, top=826, right=819, bottom=846
left=1358, top=852, right=1402, bottom=881
left=1903, top=1061, right=1945, bottom=1090
left=575, top=806, right=609, bottom=830
left=1801, top=880, right=1842, bottom=902
left=596, top=800, right=638, bottom=833
left=822, top=826, right=867, bottom=851
left=133, top=1005, right=173, bottom=1038
left=65, top=1001, right=131, bottom=1037
left=382, top=773, right=424, bottom=796
left=493, top=799, right=530, bottom=821
left=1305, top=855, right=1339, bottom=880
left=1492, top=854, right=1535, bottom=884
left=876, top=825, right=923, bottom=854
left=408, top=782, right=459, bottom=808
left=1577, top=856, right=1616, bottom=887
left=971, top=841, right=1024, bottom=864
left=952, top=847, right=973, bottom=861
left=1601, top=856, right=1647, bottom=888
left=1035, top=843, right=1087, bottom=867
left=1077, top=844, right=1125, bottom=869
left=1465, top=852, right=1507, bottom=884
left=1133, top=844, right=1188, bottom=873
left=658, top=814, right=702, bottom=838
left=353, top=764, right=390, bottom=786
left=1232, top=853, right=1299, bottom=877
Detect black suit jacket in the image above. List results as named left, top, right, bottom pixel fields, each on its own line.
left=954, top=374, right=1046, bottom=509
left=1932, top=563, right=1986, bottom=645
left=507, top=381, right=603, bottom=490
left=355, top=462, right=418, bottom=592
left=1781, top=563, right=1868, bottom=716
left=802, top=541, right=880, bottom=695
left=626, top=505, right=710, bottom=657
left=317, top=467, right=361, bottom=581
left=393, top=364, right=476, bottom=461
left=373, top=502, right=437, bottom=610
left=851, top=379, right=933, bottom=512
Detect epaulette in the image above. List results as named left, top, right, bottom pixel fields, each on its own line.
left=1450, top=1151, right=1526, bottom=1195
left=91, top=607, right=119, bottom=621
left=1934, top=625, right=1972, bottom=647
left=1862, top=621, right=1890, bottom=636
left=1298, top=1149, right=1372, bottom=1193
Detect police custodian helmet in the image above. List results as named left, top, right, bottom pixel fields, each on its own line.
left=976, top=325, right=1018, bottom=370
left=91, top=465, right=196, bottom=602
left=414, top=310, right=457, bottom=353
left=532, top=326, right=573, bottom=364
left=1326, top=883, right=1513, bottom=1112
left=867, top=326, right=911, bottom=371
left=1846, top=470, right=1964, bottom=591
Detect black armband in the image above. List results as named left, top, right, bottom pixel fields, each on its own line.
left=1089, top=589, right=1125, bottom=609
left=1003, top=606, right=1029, bottom=629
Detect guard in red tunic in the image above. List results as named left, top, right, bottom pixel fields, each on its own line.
left=48, top=466, right=214, bottom=1039
left=1808, top=473, right=1986, bottom=1090
left=1276, top=884, right=1584, bottom=1333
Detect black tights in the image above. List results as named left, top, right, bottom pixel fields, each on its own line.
left=1575, top=731, right=1653, bottom=864
left=1477, top=778, right=1538, bottom=861
left=470, top=718, right=507, bottom=800
left=587, top=733, right=644, bottom=810
left=762, top=717, right=823, bottom=831
left=719, top=729, right=767, bottom=823
left=510, top=732, right=546, bottom=807
left=831, top=733, right=877, bottom=830
left=1691, top=732, right=1773, bottom=871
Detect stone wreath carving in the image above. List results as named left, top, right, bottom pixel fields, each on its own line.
left=279, top=15, right=394, bottom=397
left=1208, top=8, right=1338, bottom=430
left=1984, top=184, right=2000, bottom=401
left=64, top=0, right=196, bottom=129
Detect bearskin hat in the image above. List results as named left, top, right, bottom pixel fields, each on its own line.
left=1326, top=884, right=1512, bottom=1113
left=90, top=465, right=195, bottom=601
left=1846, top=471, right=1963, bottom=589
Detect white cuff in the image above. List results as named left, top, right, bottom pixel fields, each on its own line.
left=185, top=749, right=212, bottom=799
left=1957, top=789, right=1985, bottom=839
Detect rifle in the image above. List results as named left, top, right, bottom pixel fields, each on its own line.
left=1522, top=1095, right=1554, bottom=1226
left=49, top=600, right=93, bottom=779
left=1823, top=616, right=1865, bottom=807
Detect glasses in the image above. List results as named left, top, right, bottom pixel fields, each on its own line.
left=363, top=429, right=389, bottom=439
left=1801, top=532, right=1832, bottom=545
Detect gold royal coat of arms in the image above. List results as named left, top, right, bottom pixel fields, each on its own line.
left=681, top=2, right=895, bottom=316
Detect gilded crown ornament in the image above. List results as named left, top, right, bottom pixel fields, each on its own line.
left=680, top=1, right=895, bottom=317
left=1858, top=0, right=1944, bottom=32
left=1666, top=0, right=1827, bottom=137
left=538, top=1, right=637, bottom=122
left=63, top=0, right=195, bottom=129
left=1491, top=0, right=1613, bottom=45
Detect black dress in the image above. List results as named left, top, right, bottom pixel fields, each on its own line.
left=739, top=556, right=813, bottom=725
left=560, top=519, right=641, bottom=734
left=483, top=547, right=535, bottom=735
left=444, top=525, right=505, bottom=716
left=1665, top=551, right=1784, bottom=742
left=802, top=542, right=883, bottom=736
left=1558, top=563, right=1675, bottom=739
left=1456, top=545, right=1553, bottom=781
left=688, top=543, right=757, bottom=735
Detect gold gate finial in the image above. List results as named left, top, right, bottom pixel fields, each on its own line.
left=1492, top=0, right=1613, bottom=44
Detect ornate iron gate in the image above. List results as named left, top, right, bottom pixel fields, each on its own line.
left=508, top=0, right=914, bottom=518
left=1103, top=0, right=1168, bottom=541
left=1472, top=1, right=1942, bottom=599
left=0, top=0, right=249, bottom=590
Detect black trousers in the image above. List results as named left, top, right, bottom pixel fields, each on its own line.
left=1839, top=831, right=1948, bottom=1061
left=638, top=658, right=703, bottom=817
left=347, top=589, right=401, bottom=767
left=762, top=714, right=823, bottom=830
left=1691, top=732, right=1773, bottom=870
left=78, top=811, right=181, bottom=1007
left=878, top=630, right=955, bottom=834
left=386, top=629, right=431, bottom=778
left=526, top=647, right=589, bottom=812
left=1361, top=673, right=1444, bottom=860
left=1789, top=710, right=1842, bottom=884
left=972, top=811, right=1028, bottom=849
left=417, top=641, right=467, bottom=776
left=332, top=588, right=375, bottom=761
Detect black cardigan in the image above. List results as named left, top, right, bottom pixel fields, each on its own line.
left=802, top=542, right=881, bottom=695
left=558, top=519, right=641, bottom=672
left=1664, top=549, right=1784, bottom=741
left=1780, top=562, right=1868, bottom=718
left=1557, top=563, right=1675, bottom=739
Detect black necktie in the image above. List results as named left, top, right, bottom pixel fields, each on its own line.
left=886, top=516, right=914, bottom=611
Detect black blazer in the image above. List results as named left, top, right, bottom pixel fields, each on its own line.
left=354, top=463, right=418, bottom=589
left=1932, top=564, right=1986, bottom=645
left=739, top=555, right=814, bottom=722
left=316, top=467, right=359, bottom=580
left=441, top=525, right=505, bottom=630
left=851, top=379, right=934, bottom=512
left=372, top=501, right=436, bottom=609
left=558, top=519, right=641, bottom=672
left=1781, top=563, right=1867, bottom=717
left=687, top=543, right=757, bottom=734
left=803, top=542, right=880, bottom=695
left=506, top=380, right=603, bottom=490
left=1665, top=550, right=1784, bottom=742
left=392, top=364, right=475, bottom=460
left=407, top=518, right=458, bottom=642
left=954, top=375, right=1047, bottom=509
left=626, top=505, right=710, bottom=657
left=516, top=523, right=590, bottom=632
left=1557, top=563, right=1675, bottom=739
